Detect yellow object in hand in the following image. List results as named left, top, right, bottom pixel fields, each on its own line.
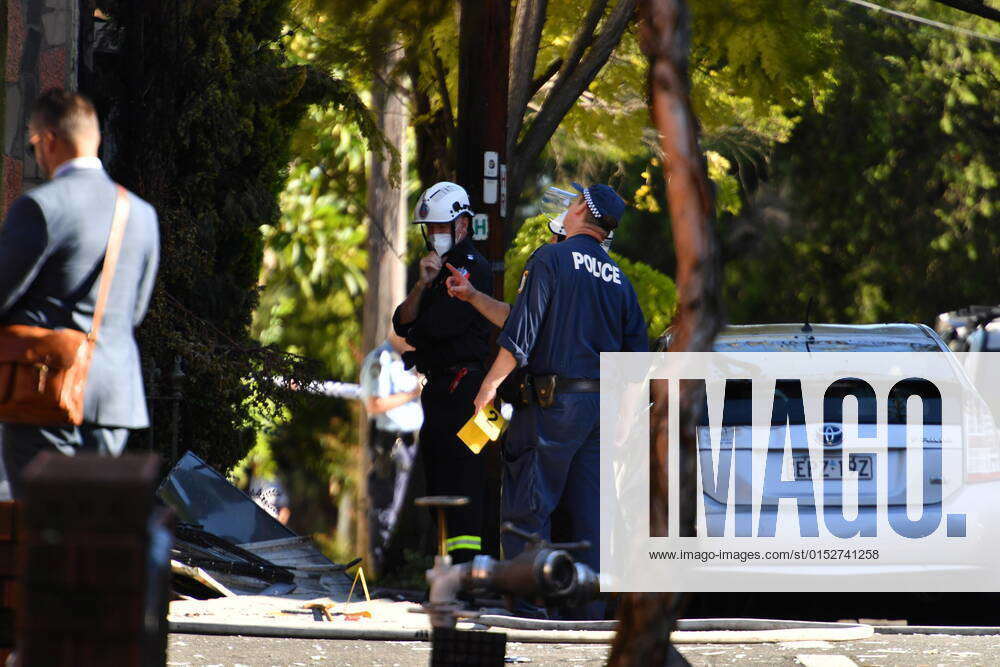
left=457, top=405, right=508, bottom=454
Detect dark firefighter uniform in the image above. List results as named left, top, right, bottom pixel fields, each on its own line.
left=392, top=235, right=493, bottom=561
left=498, top=234, right=647, bottom=580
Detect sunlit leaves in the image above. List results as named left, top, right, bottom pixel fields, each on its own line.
left=254, top=106, right=371, bottom=381
left=724, top=7, right=1000, bottom=325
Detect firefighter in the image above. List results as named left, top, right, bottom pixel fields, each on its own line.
left=392, top=181, right=493, bottom=562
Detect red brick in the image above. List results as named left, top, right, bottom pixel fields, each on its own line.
left=0, top=607, right=13, bottom=647
left=5, top=1, right=26, bottom=82
left=20, top=532, right=147, bottom=592
left=17, top=633, right=143, bottom=666
left=0, top=577, right=16, bottom=608
left=3, top=157, right=24, bottom=216
left=0, top=542, right=15, bottom=578
left=20, top=453, right=160, bottom=533
left=38, top=46, right=68, bottom=93
left=20, top=590, right=145, bottom=633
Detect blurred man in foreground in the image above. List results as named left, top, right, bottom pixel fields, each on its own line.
left=0, top=89, right=159, bottom=497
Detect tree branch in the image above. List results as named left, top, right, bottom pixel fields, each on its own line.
left=556, top=0, right=609, bottom=84
left=508, top=0, right=550, bottom=158
left=929, top=0, right=1000, bottom=23
left=610, top=1, right=722, bottom=664
left=431, top=43, right=457, bottom=147
left=510, top=0, right=637, bottom=200
left=528, top=57, right=563, bottom=98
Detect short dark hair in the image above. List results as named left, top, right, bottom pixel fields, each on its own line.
left=30, top=88, right=99, bottom=142
left=577, top=195, right=618, bottom=234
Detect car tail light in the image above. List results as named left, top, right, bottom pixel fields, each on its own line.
left=965, top=397, right=1000, bottom=482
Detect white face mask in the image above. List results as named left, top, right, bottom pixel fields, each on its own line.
left=430, top=233, right=453, bottom=256
left=548, top=210, right=567, bottom=237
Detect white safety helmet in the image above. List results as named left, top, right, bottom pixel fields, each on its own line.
left=541, top=185, right=614, bottom=251
left=413, top=182, right=473, bottom=225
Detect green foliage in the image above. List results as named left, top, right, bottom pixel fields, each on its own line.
left=723, top=6, right=1000, bottom=325
left=546, top=0, right=832, bottom=198
left=295, top=0, right=451, bottom=72
left=248, top=37, right=388, bottom=562
left=254, top=107, right=370, bottom=379
left=504, top=215, right=676, bottom=340
left=614, top=253, right=678, bottom=339
left=503, top=215, right=552, bottom=302
left=92, top=0, right=377, bottom=471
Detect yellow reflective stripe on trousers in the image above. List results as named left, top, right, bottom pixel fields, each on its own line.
left=446, top=535, right=482, bottom=552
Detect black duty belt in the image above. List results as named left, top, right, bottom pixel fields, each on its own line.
left=556, top=378, right=601, bottom=393
left=503, top=373, right=600, bottom=408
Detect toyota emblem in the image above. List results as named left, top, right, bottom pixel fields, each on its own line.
left=821, top=424, right=843, bottom=447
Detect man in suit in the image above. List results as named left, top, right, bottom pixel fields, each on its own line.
left=0, top=88, right=160, bottom=497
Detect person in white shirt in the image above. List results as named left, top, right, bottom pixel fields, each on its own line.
left=359, top=332, right=424, bottom=572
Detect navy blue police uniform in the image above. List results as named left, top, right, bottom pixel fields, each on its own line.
left=392, top=235, right=493, bottom=561
left=498, top=233, right=647, bottom=583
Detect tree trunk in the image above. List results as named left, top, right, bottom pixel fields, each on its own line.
left=608, top=0, right=722, bottom=664
left=410, top=54, right=455, bottom=186
left=358, top=51, right=409, bottom=576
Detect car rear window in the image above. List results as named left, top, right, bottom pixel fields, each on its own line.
left=697, top=379, right=941, bottom=426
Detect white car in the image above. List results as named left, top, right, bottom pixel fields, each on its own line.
left=694, top=323, right=1000, bottom=588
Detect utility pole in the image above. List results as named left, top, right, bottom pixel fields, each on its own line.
left=456, top=0, right=511, bottom=558
left=456, top=0, right=511, bottom=300
left=359, top=49, right=409, bottom=577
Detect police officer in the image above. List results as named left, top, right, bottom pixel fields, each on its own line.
left=444, top=209, right=615, bottom=325
left=392, top=181, right=493, bottom=562
left=472, top=183, right=647, bottom=616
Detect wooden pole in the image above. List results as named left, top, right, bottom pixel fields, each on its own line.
left=456, top=0, right=510, bottom=300
left=456, top=0, right=511, bottom=559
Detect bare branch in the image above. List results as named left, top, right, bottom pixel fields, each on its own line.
left=528, top=57, right=563, bottom=98
left=929, top=0, right=1000, bottom=23
left=508, top=0, right=550, bottom=157
left=431, top=44, right=456, bottom=146
left=556, top=0, right=609, bottom=83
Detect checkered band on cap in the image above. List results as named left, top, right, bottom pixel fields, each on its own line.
left=582, top=188, right=602, bottom=219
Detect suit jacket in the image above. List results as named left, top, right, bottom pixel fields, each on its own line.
left=0, top=166, right=160, bottom=428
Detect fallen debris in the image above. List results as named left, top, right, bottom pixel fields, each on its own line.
left=160, top=452, right=357, bottom=601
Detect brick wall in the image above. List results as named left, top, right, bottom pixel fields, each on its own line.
left=2, top=0, right=78, bottom=215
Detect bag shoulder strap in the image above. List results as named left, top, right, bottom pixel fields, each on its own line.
left=88, top=184, right=131, bottom=343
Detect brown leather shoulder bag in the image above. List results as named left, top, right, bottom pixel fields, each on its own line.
left=0, top=185, right=130, bottom=426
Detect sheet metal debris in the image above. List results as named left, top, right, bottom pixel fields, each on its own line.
left=160, top=451, right=355, bottom=601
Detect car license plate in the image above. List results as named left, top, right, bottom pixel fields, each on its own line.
left=793, top=454, right=873, bottom=481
